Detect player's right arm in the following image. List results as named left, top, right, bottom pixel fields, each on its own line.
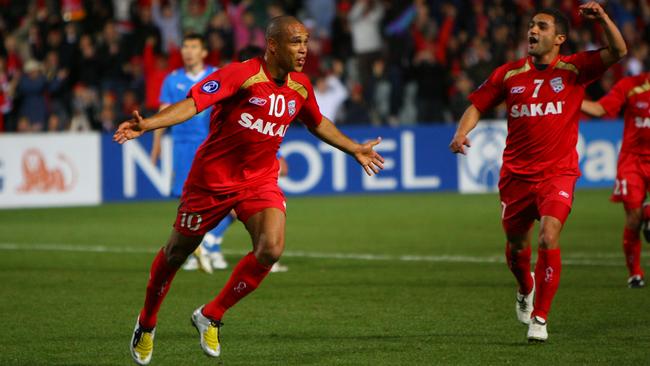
left=449, top=64, right=507, bottom=155
left=449, top=104, right=481, bottom=155
left=113, top=98, right=197, bottom=144
left=115, top=63, right=249, bottom=144
left=150, top=103, right=170, bottom=163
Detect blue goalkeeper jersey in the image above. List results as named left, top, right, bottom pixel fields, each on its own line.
left=159, top=66, right=216, bottom=142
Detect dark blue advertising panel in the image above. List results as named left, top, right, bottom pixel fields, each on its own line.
left=101, top=125, right=459, bottom=201
left=576, top=121, right=623, bottom=188
left=100, top=122, right=624, bottom=202
left=102, top=133, right=173, bottom=201
left=278, top=125, right=458, bottom=195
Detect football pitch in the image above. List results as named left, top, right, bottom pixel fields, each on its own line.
left=1, top=190, right=648, bottom=365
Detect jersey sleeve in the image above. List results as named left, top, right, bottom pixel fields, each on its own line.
left=159, top=74, right=174, bottom=105
left=570, top=50, right=609, bottom=86
left=468, top=65, right=507, bottom=113
left=187, top=62, right=249, bottom=113
left=297, top=79, right=323, bottom=128
left=598, top=78, right=629, bottom=117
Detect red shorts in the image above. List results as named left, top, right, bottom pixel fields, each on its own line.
left=610, top=153, right=650, bottom=210
left=173, top=181, right=286, bottom=236
left=499, top=174, right=578, bottom=235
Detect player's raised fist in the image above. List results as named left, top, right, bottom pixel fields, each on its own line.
left=579, top=2, right=606, bottom=20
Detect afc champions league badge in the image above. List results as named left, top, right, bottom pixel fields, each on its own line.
left=201, top=80, right=220, bottom=94
left=458, top=122, right=507, bottom=193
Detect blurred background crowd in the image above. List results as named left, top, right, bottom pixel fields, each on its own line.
left=0, top=0, right=649, bottom=133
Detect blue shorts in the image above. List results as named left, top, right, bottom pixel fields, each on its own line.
left=172, top=140, right=203, bottom=197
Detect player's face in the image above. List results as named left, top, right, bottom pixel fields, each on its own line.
left=276, top=22, right=309, bottom=73
left=527, top=13, right=564, bottom=57
left=181, top=39, right=207, bottom=68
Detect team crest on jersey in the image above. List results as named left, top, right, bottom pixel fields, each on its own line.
left=249, top=97, right=268, bottom=106
left=201, top=80, right=220, bottom=94
left=288, top=100, right=296, bottom=116
left=550, top=77, right=564, bottom=93
left=510, top=86, right=526, bottom=94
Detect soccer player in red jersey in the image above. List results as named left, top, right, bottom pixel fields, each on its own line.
left=449, top=2, right=626, bottom=342
left=115, top=16, right=384, bottom=365
left=581, top=75, right=650, bottom=289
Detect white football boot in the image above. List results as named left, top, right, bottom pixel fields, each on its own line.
left=191, top=306, right=222, bottom=357
left=270, top=262, right=289, bottom=273
left=527, top=316, right=548, bottom=343
left=209, top=252, right=228, bottom=270
left=182, top=256, right=199, bottom=271
left=516, top=272, right=535, bottom=324
left=193, top=246, right=213, bottom=274
left=203, top=233, right=228, bottom=270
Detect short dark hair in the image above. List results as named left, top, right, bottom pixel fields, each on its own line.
left=265, top=15, right=302, bottom=41
left=182, top=33, right=206, bottom=49
left=536, top=8, right=570, bottom=36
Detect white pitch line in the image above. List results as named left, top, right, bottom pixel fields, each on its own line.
left=0, top=242, right=623, bottom=267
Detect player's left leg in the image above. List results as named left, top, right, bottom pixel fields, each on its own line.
left=202, top=208, right=282, bottom=318
left=612, top=157, right=646, bottom=287
left=527, top=176, right=576, bottom=342
left=525, top=213, right=564, bottom=343
left=623, top=206, right=645, bottom=288
left=193, top=208, right=283, bottom=357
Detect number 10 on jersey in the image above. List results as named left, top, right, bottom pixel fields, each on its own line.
left=268, top=94, right=286, bottom=117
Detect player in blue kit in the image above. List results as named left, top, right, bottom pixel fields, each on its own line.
left=150, top=33, right=228, bottom=272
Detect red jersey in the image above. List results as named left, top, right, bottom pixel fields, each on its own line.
left=469, top=51, right=608, bottom=180
left=598, top=73, right=650, bottom=156
left=186, top=57, right=322, bottom=193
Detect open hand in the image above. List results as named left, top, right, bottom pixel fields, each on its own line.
left=113, top=111, right=146, bottom=144
left=354, top=137, right=385, bottom=176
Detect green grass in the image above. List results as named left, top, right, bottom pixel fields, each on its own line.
left=0, top=190, right=648, bottom=365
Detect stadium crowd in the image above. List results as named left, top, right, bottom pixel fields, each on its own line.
left=0, top=0, right=649, bottom=133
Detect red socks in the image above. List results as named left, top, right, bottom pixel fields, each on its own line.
left=505, top=243, right=534, bottom=295
left=202, top=252, right=272, bottom=321
left=532, top=248, right=561, bottom=321
left=139, top=249, right=179, bottom=329
left=623, top=227, right=643, bottom=277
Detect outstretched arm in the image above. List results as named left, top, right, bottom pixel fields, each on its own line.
left=150, top=103, right=171, bottom=163
left=449, top=104, right=482, bottom=155
left=113, top=98, right=197, bottom=144
left=581, top=100, right=607, bottom=117
left=308, top=117, right=384, bottom=176
left=579, top=2, right=627, bottom=66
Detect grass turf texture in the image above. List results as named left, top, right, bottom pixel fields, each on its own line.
left=0, top=190, right=648, bottom=365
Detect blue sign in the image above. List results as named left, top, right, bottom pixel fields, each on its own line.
left=99, top=122, right=624, bottom=202
left=279, top=126, right=458, bottom=195
left=102, top=133, right=173, bottom=201
left=101, top=125, right=459, bottom=201
left=576, top=120, right=623, bottom=188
